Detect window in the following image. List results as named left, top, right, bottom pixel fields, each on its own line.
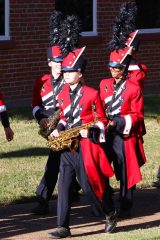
left=55, top=0, right=97, bottom=36
left=136, top=0, right=160, bottom=33
left=0, top=0, right=10, bottom=40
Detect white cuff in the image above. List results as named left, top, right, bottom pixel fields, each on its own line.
left=0, top=105, right=6, bottom=113
left=95, top=121, right=105, bottom=142
left=32, top=106, right=41, bottom=117
left=59, top=119, right=67, bottom=127
left=123, top=115, right=132, bottom=134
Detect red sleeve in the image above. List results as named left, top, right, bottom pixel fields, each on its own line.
left=0, top=92, right=9, bottom=127
left=0, top=92, right=7, bottom=113
left=99, top=79, right=106, bottom=109
left=122, top=87, right=146, bottom=136
left=93, top=91, right=108, bottom=125
left=31, top=77, right=43, bottom=109
left=128, top=64, right=147, bottom=90
left=92, top=91, right=108, bottom=142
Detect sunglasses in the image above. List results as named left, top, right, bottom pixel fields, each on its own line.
left=109, top=67, right=124, bottom=72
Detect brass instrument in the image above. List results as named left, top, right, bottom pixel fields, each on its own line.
left=47, top=103, right=98, bottom=151
left=47, top=121, right=95, bottom=151
left=39, top=109, right=60, bottom=139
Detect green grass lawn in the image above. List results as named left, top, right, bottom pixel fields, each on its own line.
left=0, top=96, right=160, bottom=205
left=73, top=227, right=160, bottom=240
left=0, top=109, right=49, bottom=204
left=0, top=96, right=160, bottom=240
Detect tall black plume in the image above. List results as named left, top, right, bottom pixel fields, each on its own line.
left=49, top=10, right=65, bottom=47
left=108, top=2, right=137, bottom=51
left=59, top=14, right=82, bottom=56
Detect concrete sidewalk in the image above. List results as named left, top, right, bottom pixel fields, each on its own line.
left=0, top=188, right=160, bottom=240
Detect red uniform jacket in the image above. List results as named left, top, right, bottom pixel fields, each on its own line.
left=57, top=83, right=114, bottom=200
left=32, top=74, right=64, bottom=121
left=0, top=92, right=6, bottom=113
left=0, top=92, right=10, bottom=128
left=100, top=78, right=147, bottom=189
left=128, top=62, right=147, bottom=91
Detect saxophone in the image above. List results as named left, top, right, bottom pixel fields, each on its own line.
left=47, top=103, right=98, bottom=151
left=47, top=121, right=95, bottom=152
left=39, top=109, right=60, bottom=139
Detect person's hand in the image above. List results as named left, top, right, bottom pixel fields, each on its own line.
left=88, top=126, right=100, bottom=143
left=107, top=120, right=116, bottom=131
left=50, top=129, right=59, bottom=137
left=108, top=120, right=116, bottom=127
left=39, top=118, right=49, bottom=128
left=128, top=46, right=133, bottom=55
left=4, top=127, right=14, bottom=141
left=79, top=129, right=88, bottom=138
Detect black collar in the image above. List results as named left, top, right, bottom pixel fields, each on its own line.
left=69, top=82, right=83, bottom=96
left=114, top=78, right=125, bottom=90
left=51, top=75, right=62, bottom=85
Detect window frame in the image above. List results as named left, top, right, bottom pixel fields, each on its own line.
left=81, top=0, right=97, bottom=37
left=136, top=0, right=160, bottom=34
left=138, top=28, right=160, bottom=34
left=0, top=0, right=10, bottom=40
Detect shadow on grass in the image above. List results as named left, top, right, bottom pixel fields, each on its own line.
left=144, top=95, right=160, bottom=117
left=4, top=96, right=160, bottom=132
left=144, top=115, right=158, bottom=119
left=2, top=194, right=58, bottom=206
left=8, top=106, right=33, bottom=120
left=0, top=188, right=160, bottom=239
left=6, top=96, right=160, bottom=121
left=0, top=147, right=49, bottom=158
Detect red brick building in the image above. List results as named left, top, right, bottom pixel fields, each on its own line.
left=0, top=0, right=160, bottom=106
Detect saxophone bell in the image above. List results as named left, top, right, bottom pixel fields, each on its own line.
left=69, top=138, right=80, bottom=152
left=39, top=127, right=51, bottom=139
left=38, top=109, right=61, bottom=139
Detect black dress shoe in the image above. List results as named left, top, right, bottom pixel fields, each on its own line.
left=105, top=209, right=119, bottom=233
left=31, top=202, right=49, bottom=215
left=49, top=227, right=71, bottom=239
left=152, top=180, right=160, bottom=188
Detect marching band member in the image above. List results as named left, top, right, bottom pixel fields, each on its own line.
left=49, top=47, right=118, bottom=239
left=99, top=46, right=147, bottom=218
left=31, top=45, right=66, bottom=215
left=108, top=2, right=147, bottom=91
left=0, top=92, right=14, bottom=141
left=31, top=11, right=81, bottom=215
left=99, top=2, right=148, bottom=218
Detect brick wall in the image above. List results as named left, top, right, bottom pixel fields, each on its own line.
left=81, top=1, right=124, bottom=89
left=82, top=0, right=160, bottom=95
left=0, top=0, right=160, bottom=107
left=135, top=36, right=160, bottom=94
left=0, top=0, right=55, bottom=106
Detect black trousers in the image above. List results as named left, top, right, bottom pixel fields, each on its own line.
left=57, top=147, right=114, bottom=228
left=36, top=150, right=61, bottom=201
left=104, top=132, right=135, bottom=210
left=36, top=150, right=81, bottom=201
